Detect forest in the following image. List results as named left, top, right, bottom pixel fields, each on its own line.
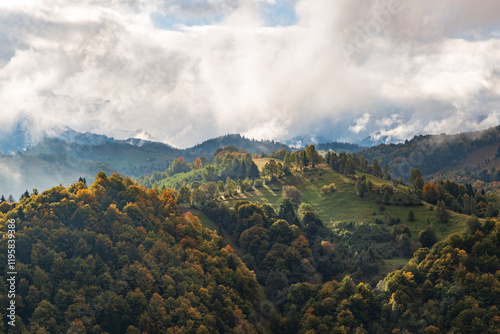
left=0, top=173, right=261, bottom=333
left=0, top=166, right=499, bottom=332
left=1, top=141, right=500, bottom=333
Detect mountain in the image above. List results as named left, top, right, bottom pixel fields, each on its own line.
left=0, top=132, right=291, bottom=197
left=135, top=153, right=500, bottom=333
left=283, top=135, right=332, bottom=147
left=0, top=174, right=261, bottom=333
left=2, top=147, right=499, bottom=333
left=59, top=128, right=117, bottom=146
left=186, top=133, right=291, bottom=156
left=283, top=135, right=366, bottom=153
left=316, top=141, right=366, bottom=153
left=357, top=132, right=395, bottom=147
left=359, top=125, right=500, bottom=184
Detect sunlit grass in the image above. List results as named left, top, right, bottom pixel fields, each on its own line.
left=224, top=164, right=470, bottom=241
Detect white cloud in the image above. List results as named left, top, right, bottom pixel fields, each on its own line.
left=0, top=0, right=499, bottom=147
left=349, top=113, right=370, bottom=134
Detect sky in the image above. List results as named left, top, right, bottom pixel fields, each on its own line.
left=1, top=0, right=500, bottom=148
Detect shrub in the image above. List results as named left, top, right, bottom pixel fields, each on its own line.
left=253, top=178, right=264, bottom=188
left=321, top=183, right=336, bottom=195
left=282, top=185, right=303, bottom=206
left=408, top=209, right=415, bottom=222
left=388, top=216, right=401, bottom=226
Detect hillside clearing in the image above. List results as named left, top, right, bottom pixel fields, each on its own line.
left=224, top=165, right=471, bottom=242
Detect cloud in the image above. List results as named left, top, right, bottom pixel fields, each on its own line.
left=0, top=0, right=499, bottom=148
left=349, top=113, right=370, bottom=134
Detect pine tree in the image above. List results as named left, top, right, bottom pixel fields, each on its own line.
left=355, top=175, right=368, bottom=197
left=437, top=200, right=449, bottom=223
left=372, top=158, right=382, bottom=177
left=409, top=168, right=424, bottom=198
left=408, top=209, right=415, bottom=222
left=248, top=161, right=260, bottom=179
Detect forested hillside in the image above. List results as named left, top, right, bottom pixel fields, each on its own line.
left=360, top=125, right=500, bottom=183
left=1, top=170, right=499, bottom=333
left=275, top=215, right=500, bottom=333
left=0, top=133, right=289, bottom=198
left=0, top=174, right=262, bottom=333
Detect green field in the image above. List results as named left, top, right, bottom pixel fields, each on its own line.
left=224, top=165, right=471, bottom=241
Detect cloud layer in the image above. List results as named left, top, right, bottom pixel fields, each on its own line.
left=0, top=0, right=499, bottom=147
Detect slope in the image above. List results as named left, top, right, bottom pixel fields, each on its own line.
left=360, top=125, right=500, bottom=181
left=0, top=174, right=263, bottom=333
left=225, top=164, right=470, bottom=241
left=1, top=134, right=292, bottom=197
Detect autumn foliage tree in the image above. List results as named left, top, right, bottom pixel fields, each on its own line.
left=0, top=173, right=261, bottom=333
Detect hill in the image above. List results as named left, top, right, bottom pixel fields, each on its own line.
left=359, top=125, right=500, bottom=186
left=0, top=133, right=291, bottom=198
left=224, top=165, right=470, bottom=240
left=145, top=157, right=500, bottom=333
left=0, top=174, right=262, bottom=333
left=275, top=216, right=500, bottom=333
left=1, top=170, right=498, bottom=333
left=316, top=142, right=366, bottom=154
left=135, top=148, right=476, bottom=284
left=187, top=134, right=292, bottom=156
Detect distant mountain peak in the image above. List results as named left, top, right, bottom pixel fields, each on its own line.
left=283, top=135, right=332, bottom=148
left=131, top=129, right=157, bottom=141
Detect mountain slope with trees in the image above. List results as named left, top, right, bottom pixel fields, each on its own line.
left=1, top=166, right=499, bottom=333
left=0, top=174, right=262, bottom=333
left=359, top=126, right=500, bottom=190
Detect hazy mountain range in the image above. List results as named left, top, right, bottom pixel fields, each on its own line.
left=2, top=123, right=500, bottom=198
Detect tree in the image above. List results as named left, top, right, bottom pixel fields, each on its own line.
left=167, top=158, right=189, bottom=176
left=465, top=215, right=481, bottom=235
left=191, top=188, right=208, bottom=207
left=202, top=165, right=217, bottom=182
left=263, top=159, right=279, bottom=181
left=217, top=180, right=225, bottom=194
left=345, top=157, right=355, bottom=175
left=371, top=158, right=382, bottom=177
left=436, top=200, right=449, bottom=223
left=193, top=157, right=203, bottom=169
left=269, top=219, right=295, bottom=245
left=30, top=300, right=61, bottom=332
left=305, top=145, right=319, bottom=167
left=355, top=175, right=368, bottom=198
left=383, top=165, right=391, bottom=180
left=463, top=194, right=478, bottom=215
left=418, top=224, right=438, bottom=248
left=247, top=161, right=260, bottom=179
left=204, top=182, right=219, bottom=199
left=408, top=209, right=415, bottom=222
left=277, top=197, right=297, bottom=224
left=409, top=168, right=424, bottom=197
left=359, top=155, right=367, bottom=172
left=178, top=185, right=191, bottom=204
left=298, top=150, right=307, bottom=169
left=423, top=182, right=440, bottom=204
left=226, top=177, right=237, bottom=196
left=282, top=185, right=303, bottom=206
